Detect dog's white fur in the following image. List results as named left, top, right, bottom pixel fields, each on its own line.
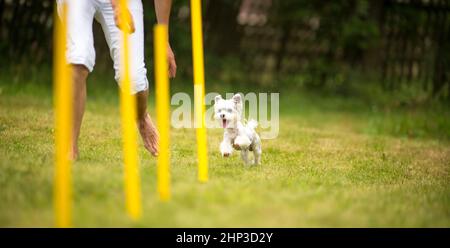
left=214, top=94, right=262, bottom=165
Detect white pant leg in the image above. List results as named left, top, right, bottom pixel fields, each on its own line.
left=57, top=0, right=97, bottom=72
left=95, top=0, right=149, bottom=94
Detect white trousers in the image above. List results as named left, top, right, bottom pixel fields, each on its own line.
left=57, top=0, right=148, bottom=93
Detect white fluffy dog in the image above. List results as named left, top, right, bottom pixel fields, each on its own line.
left=214, top=94, right=262, bottom=165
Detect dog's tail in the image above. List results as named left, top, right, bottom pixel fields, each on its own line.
left=247, top=119, right=258, bottom=130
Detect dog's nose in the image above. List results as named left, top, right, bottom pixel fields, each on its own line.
left=220, top=114, right=225, bottom=118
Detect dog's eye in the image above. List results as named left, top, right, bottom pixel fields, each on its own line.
left=227, top=109, right=232, bottom=113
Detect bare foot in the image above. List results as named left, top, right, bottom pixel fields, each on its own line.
left=138, top=113, right=159, bottom=156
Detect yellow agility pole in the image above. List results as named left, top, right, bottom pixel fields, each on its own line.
left=118, top=0, right=142, bottom=220
left=191, top=0, right=208, bottom=183
left=154, top=25, right=171, bottom=201
left=53, top=2, right=72, bottom=228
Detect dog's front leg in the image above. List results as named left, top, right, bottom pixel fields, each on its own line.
left=220, top=138, right=233, bottom=157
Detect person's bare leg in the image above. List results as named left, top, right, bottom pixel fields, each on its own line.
left=136, top=90, right=159, bottom=156
left=70, top=64, right=89, bottom=160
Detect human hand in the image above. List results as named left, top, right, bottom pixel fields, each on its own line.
left=167, top=43, right=177, bottom=78
left=113, top=7, right=135, bottom=33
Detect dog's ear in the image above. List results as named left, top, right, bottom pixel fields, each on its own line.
left=214, top=95, right=222, bottom=105
left=232, top=94, right=242, bottom=113
left=232, top=94, right=241, bottom=104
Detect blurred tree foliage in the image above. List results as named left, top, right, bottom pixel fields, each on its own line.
left=269, top=0, right=380, bottom=91
left=275, top=0, right=380, bottom=63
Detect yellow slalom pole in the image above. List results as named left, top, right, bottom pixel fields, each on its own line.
left=53, top=2, right=72, bottom=228
left=191, top=0, right=208, bottom=183
left=118, top=0, right=141, bottom=220
left=154, top=25, right=170, bottom=201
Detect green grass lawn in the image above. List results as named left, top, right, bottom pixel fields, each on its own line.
left=0, top=80, right=449, bottom=227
